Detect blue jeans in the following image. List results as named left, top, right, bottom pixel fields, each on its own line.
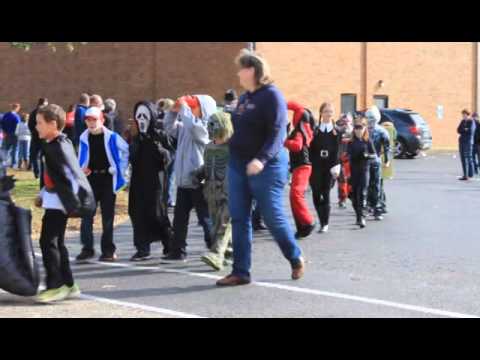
left=18, top=140, right=29, bottom=162
left=460, top=140, right=474, bottom=178
left=1, top=134, right=18, bottom=167
left=167, top=157, right=176, bottom=205
left=367, top=159, right=382, bottom=215
left=228, top=149, right=302, bottom=279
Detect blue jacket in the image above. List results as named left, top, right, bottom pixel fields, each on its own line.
left=78, top=127, right=130, bottom=194
left=1, top=112, right=21, bottom=136
left=74, top=105, right=88, bottom=146
left=370, top=124, right=391, bottom=163
left=229, top=84, right=288, bottom=165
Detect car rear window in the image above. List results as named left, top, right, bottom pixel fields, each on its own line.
left=384, top=111, right=414, bottom=125
left=410, top=114, right=427, bottom=126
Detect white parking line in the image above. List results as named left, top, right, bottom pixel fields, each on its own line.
left=78, top=294, right=205, bottom=318
left=34, top=252, right=204, bottom=319
left=39, top=253, right=479, bottom=319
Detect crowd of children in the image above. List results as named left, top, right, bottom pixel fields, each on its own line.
left=0, top=49, right=397, bottom=303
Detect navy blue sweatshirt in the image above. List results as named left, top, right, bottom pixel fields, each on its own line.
left=229, top=84, right=287, bottom=165
left=457, top=119, right=476, bottom=145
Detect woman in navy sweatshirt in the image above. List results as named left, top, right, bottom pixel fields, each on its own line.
left=216, top=49, right=305, bottom=287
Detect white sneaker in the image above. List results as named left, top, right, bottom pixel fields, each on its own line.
left=319, top=225, right=329, bottom=233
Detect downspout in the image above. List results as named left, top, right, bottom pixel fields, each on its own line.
left=361, top=42, right=368, bottom=110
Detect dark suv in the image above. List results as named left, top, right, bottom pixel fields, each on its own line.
left=379, top=109, right=433, bottom=158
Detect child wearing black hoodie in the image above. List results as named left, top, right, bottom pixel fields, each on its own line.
left=34, top=104, right=95, bottom=303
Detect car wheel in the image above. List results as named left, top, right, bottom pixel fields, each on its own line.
left=394, top=140, right=407, bottom=159
left=406, top=153, right=417, bottom=159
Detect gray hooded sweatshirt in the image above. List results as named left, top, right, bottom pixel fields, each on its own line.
left=165, top=95, right=217, bottom=189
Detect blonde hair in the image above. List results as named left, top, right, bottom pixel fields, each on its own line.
left=157, top=98, right=175, bottom=112
left=319, top=102, right=337, bottom=135
left=235, top=48, right=273, bottom=86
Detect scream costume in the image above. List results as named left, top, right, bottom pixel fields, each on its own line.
left=129, top=101, right=173, bottom=261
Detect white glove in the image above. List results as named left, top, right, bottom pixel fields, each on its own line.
left=330, top=164, right=341, bottom=178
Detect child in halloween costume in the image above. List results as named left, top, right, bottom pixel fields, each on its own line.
left=284, top=101, right=316, bottom=239
left=348, top=116, right=377, bottom=228
left=128, top=101, right=173, bottom=261
left=365, top=106, right=391, bottom=220
left=196, top=111, right=234, bottom=271
left=380, top=120, right=397, bottom=214
left=336, top=113, right=354, bottom=209
left=164, top=95, right=217, bottom=261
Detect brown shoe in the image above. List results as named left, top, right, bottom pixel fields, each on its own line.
left=99, top=253, right=118, bottom=262
left=216, top=275, right=251, bottom=287
left=291, top=257, right=305, bottom=280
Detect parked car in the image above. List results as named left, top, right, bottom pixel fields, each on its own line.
left=379, top=109, right=432, bottom=158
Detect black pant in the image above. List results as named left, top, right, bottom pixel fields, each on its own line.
left=29, top=140, right=41, bottom=179
left=80, top=174, right=116, bottom=255
left=39, top=210, right=74, bottom=290
left=171, top=187, right=212, bottom=256
left=350, top=164, right=369, bottom=221
left=310, top=168, right=334, bottom=227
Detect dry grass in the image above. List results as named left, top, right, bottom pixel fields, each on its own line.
left=7, top=169, right=130, bottom=241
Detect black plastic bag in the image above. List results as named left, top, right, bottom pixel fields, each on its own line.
left=0, top=200, right=40, bottom=296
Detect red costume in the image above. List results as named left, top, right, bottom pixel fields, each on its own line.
left=285, top=101, right=315, bottom=236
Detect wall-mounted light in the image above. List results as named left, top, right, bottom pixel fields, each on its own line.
left=377, top=80, right=385, bottom=88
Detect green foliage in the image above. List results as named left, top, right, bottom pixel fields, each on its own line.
left=10, top=42, right=88, bottom=52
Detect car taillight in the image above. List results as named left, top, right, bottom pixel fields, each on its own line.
left=409, top=126, right=420, bottom=135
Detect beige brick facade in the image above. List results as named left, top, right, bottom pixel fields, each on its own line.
left=0, top=42, right=475, bottom=148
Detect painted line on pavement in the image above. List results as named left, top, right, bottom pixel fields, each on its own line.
left=34, top=252, right=205, bottom=319
left=78, top=293, right=205, bottom=318
left=45, top=254, right=479, bottom=319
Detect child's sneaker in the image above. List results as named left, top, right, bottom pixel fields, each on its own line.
left=36, top=285, right=70, bottom=304
left=224, top=247, right=233, bottom=259
left=201, top=253, right=224, bottom=271
left=67, top=283, right=81, bottom=299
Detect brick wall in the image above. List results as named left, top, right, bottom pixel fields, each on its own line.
left=258, top=42, right=474, bottom=149
left=0, top=42, right=475, bottom=148
left=256, top=42, right=363, bottom=117
left=0, top=42, right=245, bottom=122
left=366, top=42, right=474, bottom=149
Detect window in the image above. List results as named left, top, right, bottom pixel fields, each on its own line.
left=374, top=95, right=389, bottom=109
left=341, top=94, right=357, bottom=115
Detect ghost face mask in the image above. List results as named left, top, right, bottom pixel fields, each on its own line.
left=134, top=104, right=152, bottom=134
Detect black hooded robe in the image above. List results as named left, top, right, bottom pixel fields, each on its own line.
left=129, top=102, right=174, bottom=254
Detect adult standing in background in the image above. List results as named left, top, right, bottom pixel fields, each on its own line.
left=457, top=109, right=476, bottom=181
left=1, top=103, right=22, bottom=168
left=104, top=98, right=125, bottom=135
left=74, top=94, right=90, bottom=148
left=29, top=98, right=48, bottom=178
left=63, top=104, right=76, bottom=143
left=471, top=112, right=480, bottom=176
